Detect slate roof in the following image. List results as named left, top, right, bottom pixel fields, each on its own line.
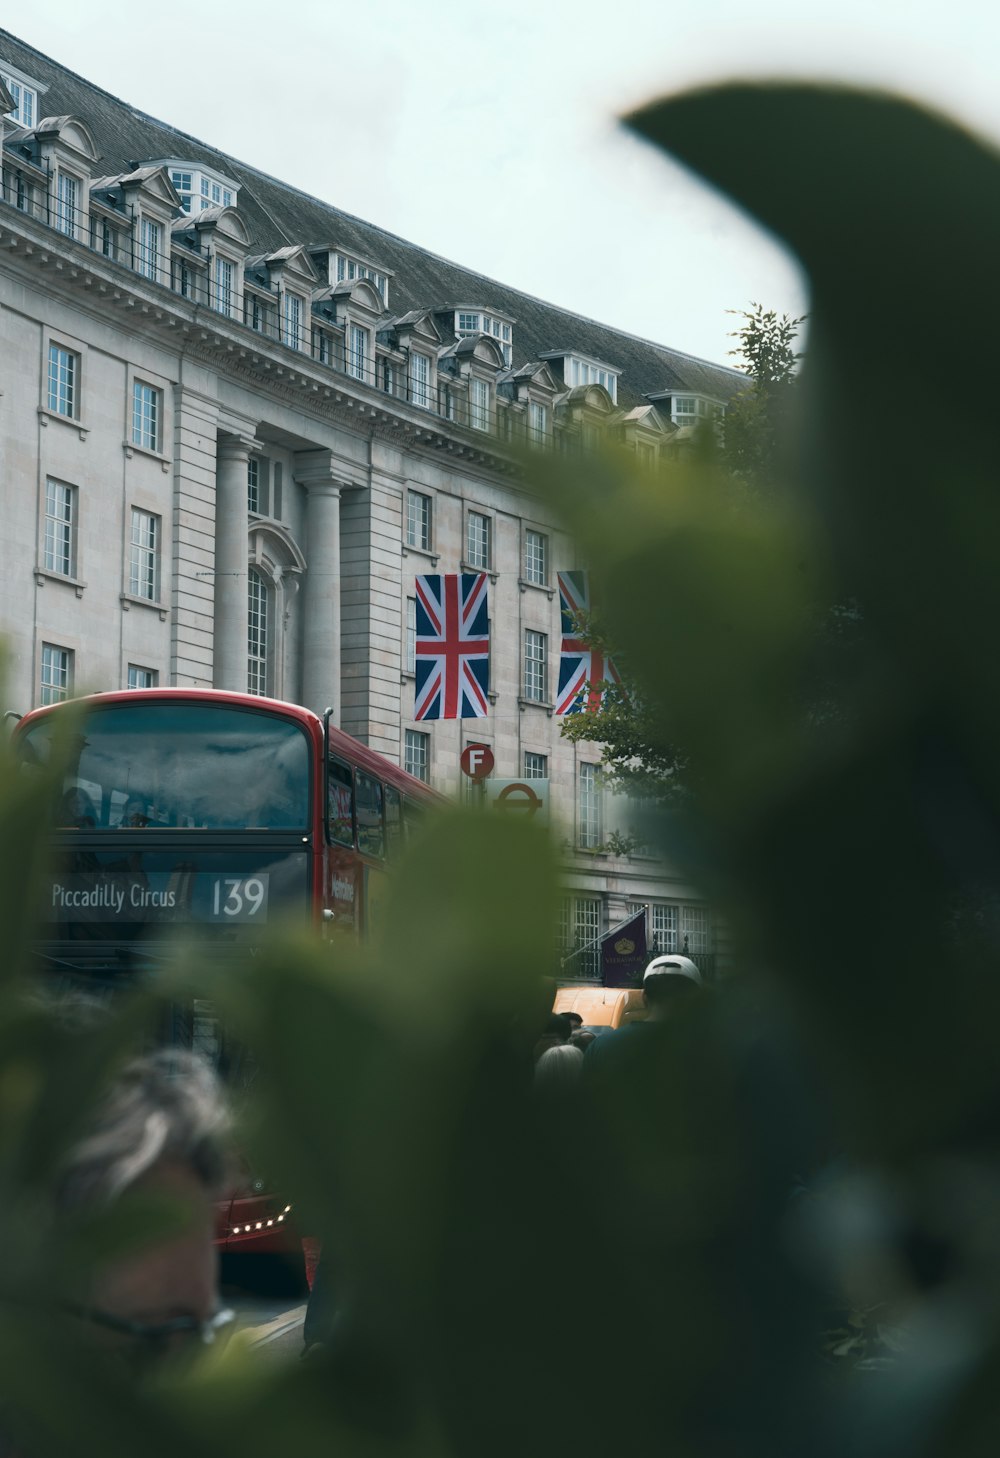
left=0, top=27, right=749, bottom=412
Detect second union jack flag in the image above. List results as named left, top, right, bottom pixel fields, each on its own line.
left=556, top=570, right=621, bottom=715
left=414, top=573, right=490, bottom=720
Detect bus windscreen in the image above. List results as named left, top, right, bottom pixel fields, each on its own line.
left=21, top=702, right=311, bottom=831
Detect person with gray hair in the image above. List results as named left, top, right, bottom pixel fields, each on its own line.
left=56, top=1047, right=234, bottom=1379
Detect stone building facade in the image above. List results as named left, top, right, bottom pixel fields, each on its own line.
left=0, top=31, right=746, bottom=975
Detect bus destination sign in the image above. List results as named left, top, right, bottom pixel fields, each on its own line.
left=45, top=872, right=271, bottom=924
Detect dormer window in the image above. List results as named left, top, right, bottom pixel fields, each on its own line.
left=671, top=395, right=723, bottom=427
left=562, top=355, right=619, bottom=403
left=1, top=62, right=42, bottom=129
left=333, top=253, right=388, bottom=304
left=156, top=161, right=239, bottom=214
left=454, top=310, right=512, bottom=366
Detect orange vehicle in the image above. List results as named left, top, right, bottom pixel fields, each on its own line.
left=12, top=687, right=442, bottom=1260
left=553, top=985, right=647, bottom=1029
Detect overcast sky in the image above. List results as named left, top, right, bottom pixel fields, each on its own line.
left=7, top=1, right=1000, bottom=365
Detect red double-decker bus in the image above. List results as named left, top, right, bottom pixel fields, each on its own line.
left=13, top=688, right=441, bottom=1258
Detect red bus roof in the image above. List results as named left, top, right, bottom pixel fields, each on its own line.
left=15, top=688, right=444, bottom=804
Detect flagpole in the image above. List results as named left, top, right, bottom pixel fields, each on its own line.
left=559, top=907, right=646, bottom=970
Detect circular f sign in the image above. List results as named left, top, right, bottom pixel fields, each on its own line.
left=460, top=742, right=495, bottom=781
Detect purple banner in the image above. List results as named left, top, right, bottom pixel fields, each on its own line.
left=600, top=909, right=648, bottom=988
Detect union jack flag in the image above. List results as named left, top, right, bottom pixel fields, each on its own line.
left=556, top=570, right=621, bottom=715
left=414, top=573, right=490, bottom=720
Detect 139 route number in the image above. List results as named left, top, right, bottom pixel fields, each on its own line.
left=210, top=876, right=268, bottom=920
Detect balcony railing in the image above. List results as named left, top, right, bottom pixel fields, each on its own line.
left=0, top=169, right=530, bottom=446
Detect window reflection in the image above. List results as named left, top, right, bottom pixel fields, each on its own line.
left=24, top=704, right=310, bottom=830
left=355, top=773, right=384, bottom=859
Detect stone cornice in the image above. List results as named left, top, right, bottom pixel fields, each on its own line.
left=0, top=208, right=528, bottom=481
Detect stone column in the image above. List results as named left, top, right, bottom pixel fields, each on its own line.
left=214, top=434, right=254, bottom=691
left=295, top=450, right=342, bottom=722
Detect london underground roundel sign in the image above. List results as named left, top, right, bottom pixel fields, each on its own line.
left=460, top=743, right=495, bottom=781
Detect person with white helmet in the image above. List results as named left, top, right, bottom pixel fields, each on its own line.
left=582, top=953, right=705, bottom=1085
left=640, top=954, right=703, bottom=1020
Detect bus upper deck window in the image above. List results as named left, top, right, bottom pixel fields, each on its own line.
left=328, top=759, right=354, bottom=847
left=355, top=773, right=384, bottom=859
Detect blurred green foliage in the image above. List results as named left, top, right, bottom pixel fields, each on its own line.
left=2, top=80, right=1000, bottom=1458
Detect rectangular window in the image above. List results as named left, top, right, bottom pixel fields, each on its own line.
left=2, top=76, right=36, bottom=129
left=652, top=903, right=679, bottom=954
left=173, top=257, right=195, bottom=299
left=349, top=324, right=367, bottom=382
left=284, top=293, right=302, bottom=350
left=523, top=751, right=547, bottom=779
left=681, top=904, right=711, bottom=955
left=43, top=479, right=75, bottom=577
left=410, top=351, right=430, bottom=409
left=524, top=529, right=547, bottom=586
left=457, top=312, right=479, bottom=334
left=404, top=729, right=430, bottom=783
left=247, top=457, right=260, bottom=514
left=137, top=217, right=160, bottom=280
left=312, top=328, right=331, bottom=365
left=272, top=462, right=283, bottom=522
left=247, top=568, right=268, bottom=695
left=528, top=401, right=548, bottom=446
left=470, top=378, right=491, bottom=433
left=55, top=173, right=78, bottom=238
left=466, top=512, right=491, bottom=570
left=406, top=490, right=431, bottom=551
left=127, top=665, right=158, bottom=689
left=561, top=897, right=602, bottom=979
left=129, top=509, right=160, bottom=601
left=99, top=219, right=118, bottom=259
left=214, top=255, right=233, bottom=316
left=523, top=629, right=547, bottom=702
left=579, top=762, right=602, bottom=849
left=131, top=381, right=161, bottom=452
left=40, top=644, right=72, bottom=706
left=248, top=295, right=265, bottom=332
left=47, top=344, right=77, bottom=418
left=405, top=596, right=416, bottom=674
left=356, top=773, right=385, bottom=859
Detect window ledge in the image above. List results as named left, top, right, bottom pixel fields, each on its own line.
left=460, top=561, right=499, bottom=584
left=38, top=407, right=88, bottom=440
left=518, top=577, right=554, bottom=600
left=401, top=670, right=415, bottom=682
left=35, top=568, right=87, bottom=598
left=402, top=543, right=439, bottom=567
left=517, top=696, right=554, bottom=717
left=120, top=592, right=168, bottom=621
left=123, top=440, right=171, bottom=471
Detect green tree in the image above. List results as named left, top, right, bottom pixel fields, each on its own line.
left=723, top=302, right=805, bottom=488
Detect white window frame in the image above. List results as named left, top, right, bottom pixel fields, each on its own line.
left=349, top=324, right=368, bottom=383
left=523, top=629, right=547, bottom=702
left=404, top=728, right=430, bottom=783
left=136, top=216, right=161, bottom=281
left=410, top=351, right=430, bottom=409
left=466, top=512, right=491, bottom=571
left=406, top=490, right=432, bottom=552
left=55, top=171, right=78, bottom=239
left=1, top=73, right=37, bottom=129
left=40, top=643, right=72, bottom=706
left=127, top=664, right=158, bottom=690
left=524, top=529, right=548, bottom=587
left=578, top=762, right=602, bottom=849
left=523, top=751, right=547, bottom=779
left=129, top=508, right=161, bottom=602
left=131, top=380, right=161, bottom=453
left=470, top=377, right=491, bottom=433
left=46, top=342, right=78, bottom=420
left=214, top=254, right=234, bottom=317
left=284, top=292, right=302, bottom=351
left=528, top=401, right=548, bottom=447
left=247, top=567, right=269, bottom=696
left=247, top=456, right=260, bottom=514
left=43, top=478, right=76, bottom=578
left=651, top=903, right=679, bottom=954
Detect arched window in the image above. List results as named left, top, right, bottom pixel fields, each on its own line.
left=247, top=567, right=269, bottom=696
